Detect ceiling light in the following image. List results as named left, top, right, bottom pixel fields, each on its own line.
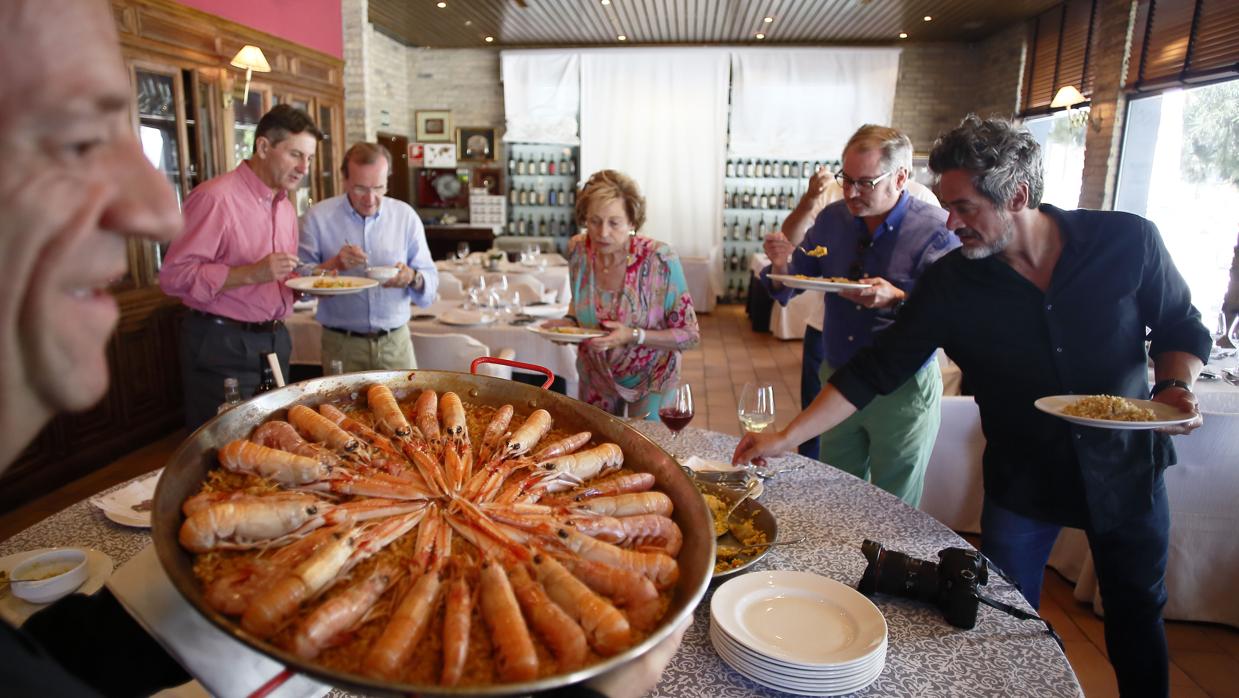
left=465, top=20, right=472, bottom=26
left=898, top=32, right=908, bottom=39
left=436, top=2, right=446, bottom=7
left=923, top=15, right=932, bottom=22
left=484, top=36, right=494, bottom=43
left=763, top=16, right=773, bottom=23
left=755, top=33, right=766, bottom=40
left=601, top=0, right=610, bottom=4
left=617, top=34, right=627, bottom=41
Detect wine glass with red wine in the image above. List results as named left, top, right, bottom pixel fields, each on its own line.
left=658, top=383, right=694, bottom=456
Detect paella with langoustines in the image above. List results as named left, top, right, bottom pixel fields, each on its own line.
left=178, top=383, right=683, bottom=688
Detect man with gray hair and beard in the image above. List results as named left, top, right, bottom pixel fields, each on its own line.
left=737, top=115, right=1210, bottom=697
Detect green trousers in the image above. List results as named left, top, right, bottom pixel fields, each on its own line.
left=321, top=324, right=416, bottom=373
left=818, top=360, right=941, bottom=507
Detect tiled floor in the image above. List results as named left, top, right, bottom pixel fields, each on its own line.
left=1, top=304, right=1235, bottom=696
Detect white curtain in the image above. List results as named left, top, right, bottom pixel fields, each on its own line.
left=579, top=48, right=730, bottom=264
left=728, top=48, right=902, bottom=161
left=500, top=51, right=580, bottom=144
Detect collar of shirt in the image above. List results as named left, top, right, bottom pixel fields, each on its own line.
left=237, top=160, right=288, bottom=206
left=345, top=198, right=383, bottom=225
left=854, top=189, right=910, bottom=242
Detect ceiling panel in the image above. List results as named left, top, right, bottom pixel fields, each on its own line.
left=370, top=0, right=1061, bottom=48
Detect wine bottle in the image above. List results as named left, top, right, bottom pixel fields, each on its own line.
left=802, top=161, right=812, bottom=178
left=547, top=187, right=557, bottom=207
left=509, top=187, right=518, bottom=206
left=253, top=358, right=276, bottom=396
left=777, top=189, right=787, bottom=210
left=507, top=218, right=517, bottom=235
left=517, top=156, right=527, bottom=176
left=759, top=191, right=768, bottom=210
left=726, top=159, right=735, bottom=178
left=517, top=216, right=527, bottom=235
left=537, top=187, right=547, bottom=206
left=763, top=160, right=773, bottom=177
left=539, top=216, right=548, bottom=235
left=507, top=153, right=515, bottom=174
left=730, top=249, right=740, bottom=271
left=548, top=157, right=556, bottom=175
left=744, top=222, right=753, bottom=241
left=741, top=190, right=751, bottom=209
left=538, top=154, right=547, bottom=175
left=781, top=161, right=791, bottom=178
left=758, top=216, right=768, bottom=238
left=745, top=159, right=755, bottom=177
left=518, top=187, right=528, bottom=206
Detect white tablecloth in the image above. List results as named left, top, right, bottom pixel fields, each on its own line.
left=435, top=255, right=572, bottom=304
left=286, top=300, right=580, bottom=396
left=919, top=373, right=1239, bottom=628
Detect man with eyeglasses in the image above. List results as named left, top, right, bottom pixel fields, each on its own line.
left=758, top=124, right=958, bottom=505
left=298, top=142, right=438, bottom=373
left=161, top=104, right=323, bottom=429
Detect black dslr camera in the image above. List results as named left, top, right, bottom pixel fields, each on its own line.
left=857, top=539, right=988, bottom=629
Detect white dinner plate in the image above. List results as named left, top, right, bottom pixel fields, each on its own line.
left=521, top=303, right=570, bottom=319
left=526, top=320, right=607, bottom=344
left=90, top=470, right=161, bottom=528
left=285, top=276, right=379, bottom=296
left=711, top=570, right=887, bottom=667
left=710, top=622, right=885, bottom=676
left=0, top=548, right=114, bottom=626
left=1034, top=395, right=1195, bottom=430
left=437, top=308, right=497, bottom=326
left=769, top=274, right=870, bottom=293
left=712, top=632, right=885, bottom=690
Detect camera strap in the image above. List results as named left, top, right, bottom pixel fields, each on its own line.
left=972, top=590, right=1063, bottom=650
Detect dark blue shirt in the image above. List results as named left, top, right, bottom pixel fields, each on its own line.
left=829, top=206, right=1211, bottom=532
left=762, top=191, right=957, bottom=367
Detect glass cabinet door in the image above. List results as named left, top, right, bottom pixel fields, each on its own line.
left=133, top=65, right=187, bottom=206
left=273, top=93, right=316, bottom=214
left=318, top=101, right=340, bottom=201
left=232, top=85, right=270, bottom=170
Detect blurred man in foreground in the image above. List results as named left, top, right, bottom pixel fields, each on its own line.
left=737, top=115, right=1209, bottom=697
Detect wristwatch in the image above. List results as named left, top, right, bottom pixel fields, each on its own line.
left=1150, top=378, right=1191, bottom=398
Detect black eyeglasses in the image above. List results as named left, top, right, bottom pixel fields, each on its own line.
left=849, top=235, right=873, bottom=280
left=834, top=170, right=893, bottom=192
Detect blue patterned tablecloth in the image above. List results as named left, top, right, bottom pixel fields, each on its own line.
left=0, top=424, right=1082, bottom=697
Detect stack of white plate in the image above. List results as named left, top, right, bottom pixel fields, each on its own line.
left=710, top=570, right=887, bottom=696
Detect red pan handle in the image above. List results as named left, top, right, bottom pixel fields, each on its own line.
left=470, top=357, right=555, bottom=390
left=248, top=668, right=292, bottom=698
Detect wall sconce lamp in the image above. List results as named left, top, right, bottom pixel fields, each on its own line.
left=230, top=45, right=271, bottom=106
left=1051, top=85, right=1101, bottom=132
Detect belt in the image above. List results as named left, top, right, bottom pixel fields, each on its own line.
left=190, top=309, right=283, bottom=333
left=324, top=325, right=402, bottom=340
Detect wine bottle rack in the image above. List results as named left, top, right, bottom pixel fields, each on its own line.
left=505, top=143, right=580, bottom=255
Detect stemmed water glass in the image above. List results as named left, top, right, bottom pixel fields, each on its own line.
left=455, top=242, right=470, bottom=268
left=1210, top=311, right=1228, bottom=362
left=737, top=382, right=776, bottom=472
left=1229, top=316, right=1239, bottom=373
left=658, top=383, right=694, bottom=457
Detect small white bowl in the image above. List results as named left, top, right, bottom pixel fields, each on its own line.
left=10, top=548, right=89, bottom=604
left=366, top=266, right=399, bottom=282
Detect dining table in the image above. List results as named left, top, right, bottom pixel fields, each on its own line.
left=435, top=252, right=573, bottom=304
left=285, top=299, right=582, bottom=396
left=0, top=421, right=1082, bottom=697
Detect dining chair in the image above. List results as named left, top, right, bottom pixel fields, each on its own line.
left=410, top=332, right=516, bottom=380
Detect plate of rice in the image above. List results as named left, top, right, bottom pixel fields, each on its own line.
left=1034, top=394, right=1195, bottom=429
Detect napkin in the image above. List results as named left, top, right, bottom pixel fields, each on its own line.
left=108, top=545, right=329, bottom=698
left=90, top=470, right=162, bottom=527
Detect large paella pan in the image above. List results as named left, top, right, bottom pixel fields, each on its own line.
left=151, top=368, right=714, bottom=696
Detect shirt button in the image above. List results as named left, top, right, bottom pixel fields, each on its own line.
left=847, top=336, right=854, bottom=342
left=856, top=305, right=864, bottom=311
left=1056, top=347, right=1063, bottom=353
left=1075, top=434, right=1082, bottom=440
left=1046, top=304, right=1053, bottom=311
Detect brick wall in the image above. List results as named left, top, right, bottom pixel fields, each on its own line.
left=892, top=27, right=1027, bottom=153
left=368, top=27, right=411, bottom=138
left=1079, top=0, right=1137, bottom=210
left=407, top=48, right=505, bottom=153
left=340, top=0, right=368, bottom=144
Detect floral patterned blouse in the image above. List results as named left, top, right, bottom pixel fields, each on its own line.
left=567, top=233, right=700, bottom=413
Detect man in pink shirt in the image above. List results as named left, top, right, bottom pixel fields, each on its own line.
left=160, top=104, right=322, bottom=428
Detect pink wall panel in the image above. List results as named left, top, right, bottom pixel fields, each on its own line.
left=176, top=0, right=343, bottom=59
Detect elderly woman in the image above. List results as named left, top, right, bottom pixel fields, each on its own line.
left=563, top=169, right=700, bottom=418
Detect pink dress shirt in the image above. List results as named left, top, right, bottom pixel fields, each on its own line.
left=159, top=162, right=296, bottom=322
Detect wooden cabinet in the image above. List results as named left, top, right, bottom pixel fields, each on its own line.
left=0, top=0, right=345, bottom=512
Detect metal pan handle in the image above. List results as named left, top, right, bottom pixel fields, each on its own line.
left=470, top=357, right=555, bottom=390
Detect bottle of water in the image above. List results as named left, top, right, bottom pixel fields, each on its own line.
left=217, top=377, right=242, bottom=414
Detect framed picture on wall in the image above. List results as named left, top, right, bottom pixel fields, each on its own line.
left=457, top=127, right=496, bottom=162
left=407, top=143, right=425, bottom=167
left=416, top=168, right=469, bottom=209
left=424, top=143, right=457, bottom=168
left=471, top=167, right=502, bottom=195
left=415, top=110, right=452, bottom=142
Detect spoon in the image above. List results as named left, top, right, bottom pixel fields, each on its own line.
left=716, top=478, right=760, bottom=537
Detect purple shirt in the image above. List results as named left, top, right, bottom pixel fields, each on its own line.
left=159, top=162, right=297, bottom=322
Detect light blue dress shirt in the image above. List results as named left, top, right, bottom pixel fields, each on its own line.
left=298, top=195, right=438, bottom=333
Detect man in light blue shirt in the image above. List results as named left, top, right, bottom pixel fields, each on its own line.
left=299, top=142, right=438, bottom=371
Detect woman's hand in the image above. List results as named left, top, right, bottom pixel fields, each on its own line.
left=588, top=320, right=636, bottom=351
left=732, top=429, right=793, bottom=468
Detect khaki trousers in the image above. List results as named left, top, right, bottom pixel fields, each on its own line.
left=320, top=324, right=416, bottom=373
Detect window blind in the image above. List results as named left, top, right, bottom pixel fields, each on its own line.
left=1021, top=0, right=1098, bottom=116
left=1128, top=0, right=1239, bottom=90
